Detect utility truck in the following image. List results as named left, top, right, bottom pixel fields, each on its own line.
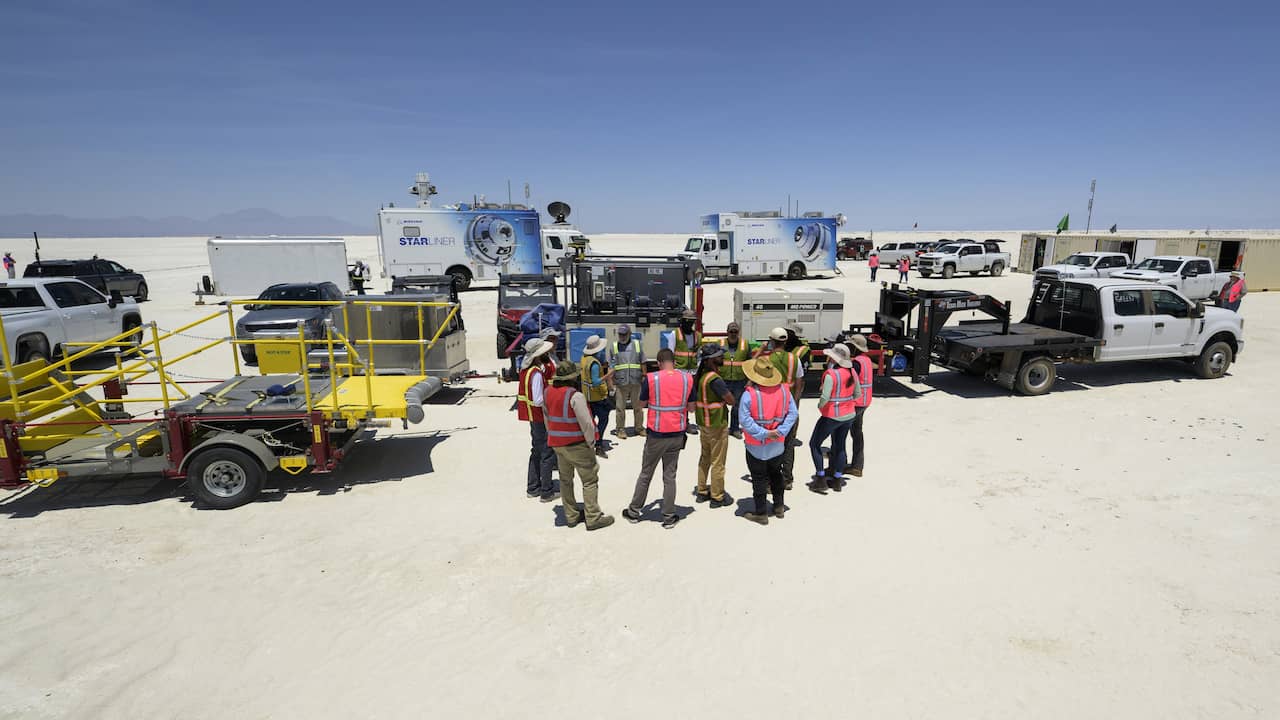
left=1032, top=252, right=1132, bottom=284
left=842, top=279, right=1242, bottom=395
left=1110, top=256, right=1230, bottom=301
left=916, top=240, right=1011, bottom=278
left=377, top=173, right=544, bottom=291
left=683, top=211, right=845, bottom=281
left=1, top=279, right=143, bottom=363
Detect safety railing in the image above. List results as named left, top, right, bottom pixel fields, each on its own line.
left=0, top=298, right=461, bottom=438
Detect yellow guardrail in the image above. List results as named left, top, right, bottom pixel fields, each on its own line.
left=0, top=297, right=460, bottom=433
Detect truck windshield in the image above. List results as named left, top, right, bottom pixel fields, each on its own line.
left=935, top=244, right=961, bottom=254
left=503, top=285, right=555, bottom=302
left=684, top=237, right=703, bottom=252
left=1062, top=255, right=1096, bottom=267
left=0, top=287, right=45, bottom=309
left=1134, top=258, right=1183, bottom=273
left=248, top=285, right=322, bottom=310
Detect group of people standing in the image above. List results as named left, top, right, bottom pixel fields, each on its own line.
left=866, top=253, right=911, bottom=283
left=513, top=313, right=875, bottom=530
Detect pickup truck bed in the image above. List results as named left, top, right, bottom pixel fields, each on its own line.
left=938, top=321, right=1101, bottom=352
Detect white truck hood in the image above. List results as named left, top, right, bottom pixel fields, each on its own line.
left=918, top=252, right=954, bottom=260
left=1035, top=263, right=1091, bottom=276
left=1112, top=269, right=1170, bottom=281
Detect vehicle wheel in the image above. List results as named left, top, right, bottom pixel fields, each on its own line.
left=919, top=271, right=932, bottom=278
left=942, top=265, right=955, bottom=279
left=19, top=345, right=49, bottom=364
left=135, top=281, right=149, bottom=302
left=187, top=447, right=265, bottom=510
left=786, top=262, right=806, bottom=280
left=1014, top=356, right=1056, bottom=396
left=446, top=266, right=472, bottom=292
left=122, top=318, right=144, bottom=352
left=1194, top=340, right=1232, bottom=379
left=969, top=271, right=979, bottom=276
left=991, top=263, right=1004, bottom=277
left=837, top=251, right=848, bottom=261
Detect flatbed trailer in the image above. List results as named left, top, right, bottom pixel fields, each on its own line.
left=842, top=284, right=1101, bottom=394
left=0, top=297, right=460, bottom=509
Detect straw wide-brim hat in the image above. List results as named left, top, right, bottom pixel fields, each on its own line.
left=848, top=334, right=869, bottom=353
left=826, top=343, right=853, bottom=368
left=582, top=335, right=607, bottom=355
left=524, top=338, right=554, bottom=359
left=742, top=356, right=783, bottom=387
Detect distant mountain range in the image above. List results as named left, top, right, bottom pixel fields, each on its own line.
left=0, top=208, right=370, bottom=238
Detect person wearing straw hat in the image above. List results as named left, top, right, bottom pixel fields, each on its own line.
left=807, top=343, right=861, bottom=493
left=1218, top=271, right=1247, bottom=312
left=579, top=335, right=614, bottom=458
left=542, top=360, right=615, bottom=531
left=623, top=348, right=691, bottom=529
left=756, top=327, right=805, bottom=489
left=738, top=356, right=798, bottom=525
left=516, top=337, right=558, bottom=501
left=692, top=344, right=736, bottom=508
left=610, top=324, right=646, bottom=438
left=846, top=333, right=875, bottom=479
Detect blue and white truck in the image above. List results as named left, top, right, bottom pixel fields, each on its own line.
left=681, top=211, right=844, bottom=281
left=377, top=173, right=544, bottom=290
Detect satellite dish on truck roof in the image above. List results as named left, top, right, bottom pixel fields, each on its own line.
left=547, top=201, right=571, bottom=224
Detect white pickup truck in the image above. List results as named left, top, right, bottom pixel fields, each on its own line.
left=917, top=240, right=1011, bottom=278
left=0, top=279, right=143, bottom=363
left=1033, top=251, right=1132, bottom=283
left=1110, top=256, right=1230, bottom=301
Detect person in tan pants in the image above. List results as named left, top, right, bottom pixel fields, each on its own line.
left=693, top=344, right=736, bottom=508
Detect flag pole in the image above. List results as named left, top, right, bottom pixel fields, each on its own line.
left=1086, top=179, right=1096, bottom=233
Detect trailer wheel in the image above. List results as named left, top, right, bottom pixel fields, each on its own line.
left=1014, top=356, right=1056, bottom=396
left=446, top=266, right=472, bottom=292
left=188, top=447, right=265, bottom=510
left=942, top=264, right=955, bottom=279
left=786, top=262, right=807, bottom=280
left=991, top=263, right=1004, bottom=276
left=1194, top=340, right=1233, bottom=379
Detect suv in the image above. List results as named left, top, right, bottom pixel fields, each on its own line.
left=836, top=237, right=873, bottom=261
left=872, top=241, right=924, bottom=265
left=24, top=258, right=149, bottom=301
left=234, top=281, right=345, bottom=364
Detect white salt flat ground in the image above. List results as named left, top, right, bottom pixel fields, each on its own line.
left=0, top=234, right=1276, bottom=719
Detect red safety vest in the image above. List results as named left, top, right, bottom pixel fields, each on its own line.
left=852, top=355, right=873, bottom=408
left=899, top=257, right=910, bottom=270
left=516, top=365, right=545, bottom=423
left=819, top=367, right=858, bottom=419
left=543, top=385, right=586, bottom=447
left=645, top=370, right=691, bottom=433
left=1227, top=278, right=1244, bottom=303
left=743, top=385, right=791, bottom=447
left=868, top=255, right=879, bottom=268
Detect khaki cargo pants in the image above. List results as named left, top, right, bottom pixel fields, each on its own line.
left=554, top=442, right=606, bottom=527
left=696, top=425, right=729, bottom=501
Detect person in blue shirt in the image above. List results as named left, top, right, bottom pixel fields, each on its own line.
left=738, top=356, right=799, bottom=525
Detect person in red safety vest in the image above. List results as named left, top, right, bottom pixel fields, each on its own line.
left=622, top=348, right=691, bottom=530
left=738, top=356, right=798, bottom=525
left=846, top=333, right=875, bottom=478
left=898, top=255, right=910, bottom=282
left=868, top=253, right=880, bottom=282
left=808, top=342, right=861, bottom=494
left=542, top=361, right=615, bottom=531
left=517, top=338, right=558, bottom=501
left=1218, top=272, right=1247, bottom=312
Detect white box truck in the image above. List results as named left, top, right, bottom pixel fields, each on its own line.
left=683, top=211, right=844, bottom=281
left=376, top=173, right=544, bottom=291
left=206, top=237, right=349, bottom=297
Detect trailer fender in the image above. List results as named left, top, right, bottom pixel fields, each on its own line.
left=181, top=433, right=279, bottom=475
left=994, top=350, right=1024, bottom=390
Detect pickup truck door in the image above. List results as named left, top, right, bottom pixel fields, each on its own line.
left=701, top=237, right=723, bottom=267
left=44, top=281, right=104, bottom=347
left=960, top=245, right=983, bottom=271
left=1098, top=288, right=1155, bottom=361
left=1147, top=288, right=1198, bottom=357
left=1179, top=259, right=1214, bottom=299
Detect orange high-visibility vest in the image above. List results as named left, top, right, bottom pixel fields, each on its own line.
left=516, top=365, right=545, bottom=423
left=645, top=370, right=691, bottom=433
left=743, top=385, right=791, bottom=448
left=818, top=367, right=858, bottom=419
left=543, top=385, right=586, bottom=447
left=868, top=255, right=880, bottom=268
left=852, top=355, right=874, bottom=408
left=1227, top=279, right=1245, bottom=303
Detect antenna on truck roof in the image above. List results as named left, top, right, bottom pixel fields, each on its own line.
left=547, top=201, right=571, bottom=224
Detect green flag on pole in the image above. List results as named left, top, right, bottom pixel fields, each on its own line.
left=1056, top=214, right=1070, bottom=235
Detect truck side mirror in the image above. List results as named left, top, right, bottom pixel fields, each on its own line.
left=1190, top=301, right=1205, bottom=318
left=108, top=289, right=123, bottom=308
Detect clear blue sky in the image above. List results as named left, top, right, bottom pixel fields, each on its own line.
left=2, top=0, right=1277, bottom=233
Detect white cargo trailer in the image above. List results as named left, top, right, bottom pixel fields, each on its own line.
left=206, top=237, right=350, bottom=297
left=733, top=287, right=845, bottom=343
left=683, top=211, right=844, bottom=281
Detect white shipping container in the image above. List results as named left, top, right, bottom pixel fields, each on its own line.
left=206, top=237, right=350, bottom=297
left=733, top=287, right=845, bottom=343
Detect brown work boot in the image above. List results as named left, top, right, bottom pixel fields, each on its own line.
left=636, top=427, right=647, bottom=437
left=772, top=504, right=786, bottom=519
left=586, top=515, right=615, bottom=531
left=744, top=512, right=769, bottom=526
left=850, top=468, right=863, bottom=477
left=616, top=428, right=629, bottom=439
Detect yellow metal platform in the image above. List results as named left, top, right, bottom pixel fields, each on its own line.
left=311, top=375, right=430, bottom=423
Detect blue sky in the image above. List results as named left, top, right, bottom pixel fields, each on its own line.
left=2, top=0, right=1277, bottom=232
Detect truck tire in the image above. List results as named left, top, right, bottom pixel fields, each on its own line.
left=919, top=271, right=932, bottom=278
left=942, top=264, right=955, bottom=279
left=991, top=263, right=1004, bottom=276
left=135, top=280, right=149, bottom=302
left=837, top=250, right=848, bottom=261
left=969, top=271, right=979, bottom=276
left=786, top=262, right=807, bottom=280
left=1014, top=356, right=1056, bottom=396
left=122, top=317, right=143, bottom=351
left=19, top=345, right=49, bottom=364
left=1194, top=340, right=1233, bottom=379
left=446, top=266, right=472, bottom=292
left=187, top=447, right=265, bottom=510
